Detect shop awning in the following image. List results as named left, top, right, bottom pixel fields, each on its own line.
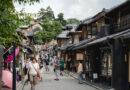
left=59, top=44, right=74, bottom=51
left=73, top=29, right=130, bottom=50
left=66, top=44, right=75, bottom=50
left=123, top=32, right=130, bottom=39
left=114, top=32, right=130, bottom=39
left=74, top=39, right=90, bottom=47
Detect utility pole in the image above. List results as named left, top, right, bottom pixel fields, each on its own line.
left=0, top=45, right=5, bottom=90
left=13, top=43, right=16, bottom=90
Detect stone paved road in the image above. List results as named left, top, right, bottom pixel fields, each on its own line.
left=23, top=66, right=97, bottom=90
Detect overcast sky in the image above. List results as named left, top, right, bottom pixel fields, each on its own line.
left=14, top=0, right=126, bottom=20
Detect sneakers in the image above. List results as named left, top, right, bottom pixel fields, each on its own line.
left=78, top=82, right=83, bottom=84
left=54, top=78, right=59, bottom=81
left=60, top=73, right=63, bottom=76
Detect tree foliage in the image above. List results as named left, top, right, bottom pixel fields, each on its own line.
left=34, top=7, right=80, bottom=45
left=38, top=6, right=55, bottom=23
left=14, top=0, right=40, bottom=4
left=0, top=0, right=20, bottom=47
left=56, top=13, right=67, bottom=26
left=34, top=6, right=62, bottom=44
left=34, top=21, right=62, bottom=44
left=0, top=0, right=40, bottom=47
left=0, top=0, right=80, bottom=46
left=19, top=10, right=34, bottom=25
left=66, top=18, right=80, bottom=24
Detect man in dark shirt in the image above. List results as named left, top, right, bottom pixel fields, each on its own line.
left=44, top=56, right=49, bottom=73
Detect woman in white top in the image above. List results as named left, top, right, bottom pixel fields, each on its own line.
left=77, top=61, right=83, bottom=84
left=27, top=58, right=40, bottom=90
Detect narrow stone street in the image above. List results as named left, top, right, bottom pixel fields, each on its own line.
left=23, top=66, right=97, bottom=90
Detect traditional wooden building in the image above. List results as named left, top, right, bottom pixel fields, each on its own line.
left=16, top=21, right=43, bottom=64
left=57, top=27, right=70, bottom=58
left=105, top=1, right=130, bottom=89
left=19, top=22, right=43, bottom=45
left=65, top=25, right=83, bottom=71
left=65, top=0, right=130, bottom=90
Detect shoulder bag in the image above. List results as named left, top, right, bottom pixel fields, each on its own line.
left=32, top=63, right=40, bottom=78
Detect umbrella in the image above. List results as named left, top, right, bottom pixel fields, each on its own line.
left=2, top=70, right=17, bottom=88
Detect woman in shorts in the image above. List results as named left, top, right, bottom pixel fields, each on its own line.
left=28, top=58, right=40, bottom=90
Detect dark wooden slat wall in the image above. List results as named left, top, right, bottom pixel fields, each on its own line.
left=112, top=39, right=128, bottom=90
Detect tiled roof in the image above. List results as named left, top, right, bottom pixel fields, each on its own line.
left=66, top=23, right=77, bottom=27
left=57, top=31, right=70, bottom=38
left=67, top=25, right=82, bottom=36
left=25, top=27, right=42, bottom=36
left=106, top=0, right=130, bottom=15
left=19, top=25, right=30, bottom=29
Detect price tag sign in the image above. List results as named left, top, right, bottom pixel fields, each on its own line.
left=93, top=73, right=98, bottom=79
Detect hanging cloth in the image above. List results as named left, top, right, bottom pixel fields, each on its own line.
left=4, top=47, right=19, bottom=63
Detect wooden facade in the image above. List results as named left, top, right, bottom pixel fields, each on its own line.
left=57, top=1, right=130, bottom=90
left=67, top=1, right=130, bottom=90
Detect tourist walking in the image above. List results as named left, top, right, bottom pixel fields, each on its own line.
left=60, top=58, right=64, bottom=76
left=25, top=58, right=31, bottom=83
left=77, top=61, right=83, bottom=84
left=27, top=58, right=40, bottom=90
left=44, top=56, right=50, bottom=73
left=66, top=58, right=71, bottom=75
left=54, top=58, right=60, bottom=81
left=38, top=58, right=43, bottom=81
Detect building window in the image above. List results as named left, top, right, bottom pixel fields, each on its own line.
left=75, top=35, right=79, bottom=44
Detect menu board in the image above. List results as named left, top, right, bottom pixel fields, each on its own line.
left=76, top=53, right=84, bottom=60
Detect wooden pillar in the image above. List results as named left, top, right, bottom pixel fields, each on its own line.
left=118, top=11, right=121, bottom=27
left=112, top=39, right=128, bottom=90
left=82, top=26, right=87, bottom=39
left=72, top=35, right=75, bottom=44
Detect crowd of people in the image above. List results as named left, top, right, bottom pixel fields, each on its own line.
left=24, top=53, right=83, bottom=90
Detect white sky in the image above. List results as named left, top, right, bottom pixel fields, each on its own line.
left=14, top=0, right=126, bottom=20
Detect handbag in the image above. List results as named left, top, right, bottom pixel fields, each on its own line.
left=32, top=63, right=40, bottom=78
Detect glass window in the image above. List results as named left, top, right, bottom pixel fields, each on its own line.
left=75, top=35, right=79, bottom=44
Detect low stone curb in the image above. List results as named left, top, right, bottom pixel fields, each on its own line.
left=17, top=76, right=28, bottom=90
left=69, top=72, right=103, bottom=90
left=69, top=72, right=116, bottom=90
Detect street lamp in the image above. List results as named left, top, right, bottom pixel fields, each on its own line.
left=13, top=43, right=16, bottom=90
left=12, top=35, right=19, bottom=90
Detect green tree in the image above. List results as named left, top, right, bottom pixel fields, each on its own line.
left=66, top=18, right=80, bottom=24
left=56, top=13, right=67, bottom=26
left=0, top=0, right=40, bottom=47
left=52, top=21, right=62, bottom=35
left=19, top=11, right=34, bottom=25
left=34, top=21, right=62, bottom=44
left=34, top=31, right=44, bottom=44
left=34, top=6, right=63, bottom=44
left=38, top=6, right=55, bottom=23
